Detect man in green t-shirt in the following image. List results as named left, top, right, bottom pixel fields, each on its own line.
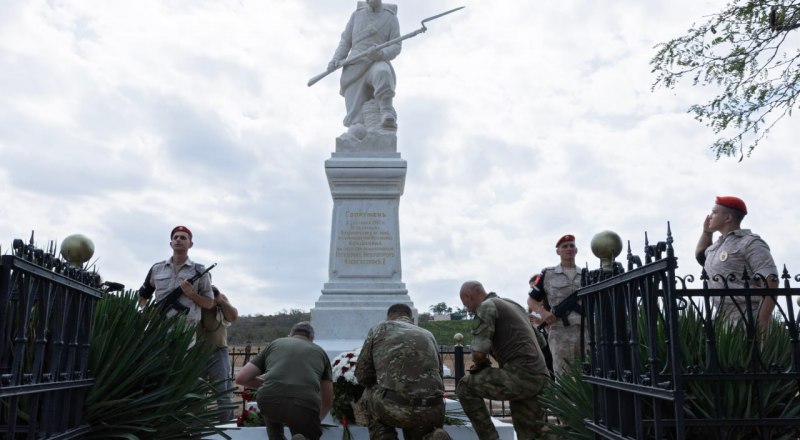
left=235, top=322, right=333, bottom=440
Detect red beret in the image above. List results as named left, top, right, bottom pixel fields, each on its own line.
left=171, top=225, right=192, bottom=240
left=715, top=196, right=747, bottom=215
left=556, top=234, right=575, bottom=248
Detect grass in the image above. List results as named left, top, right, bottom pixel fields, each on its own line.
left=419, top=320, right=474, bottom=346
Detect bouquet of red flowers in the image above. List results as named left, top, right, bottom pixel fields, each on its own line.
left=236, top=388, right=264, bottom=427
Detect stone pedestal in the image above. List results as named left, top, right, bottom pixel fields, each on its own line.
left=311, top=135, right=416, bottom=357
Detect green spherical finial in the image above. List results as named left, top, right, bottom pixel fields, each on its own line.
left=453, top=333, right=464, bottom=346
left=60, top=234, right=95, bottom=267
left=590, top=230, right=623, bottom=272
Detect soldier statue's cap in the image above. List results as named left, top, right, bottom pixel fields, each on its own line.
left=715, top=196, right=747, bottom=214
left=171, top=225, right=192, bottom=240
left=556, top=234, right=575, bottom=247
left=290, top=321, right=315, bottom=339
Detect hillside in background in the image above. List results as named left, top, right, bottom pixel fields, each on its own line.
left=419, top=320, right=474, bottom=346
left=227, top=309, right=309, bottom=346
left=227, top=311, right=473, bottom=347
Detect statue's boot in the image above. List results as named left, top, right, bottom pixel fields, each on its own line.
left=378, top=97, right=397, bottom=129
left=428, top=428, right=452, bottom=440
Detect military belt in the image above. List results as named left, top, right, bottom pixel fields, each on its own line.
left=382, top=389, right=442, bottom=407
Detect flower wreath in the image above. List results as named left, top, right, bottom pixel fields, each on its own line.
left=330, top=347, right=364, bottom=424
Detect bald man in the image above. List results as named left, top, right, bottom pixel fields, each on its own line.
left=457, top=281, right=550, bottom=440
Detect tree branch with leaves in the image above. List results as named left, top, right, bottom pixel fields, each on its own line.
left=651, top=1, right=800, bottom=159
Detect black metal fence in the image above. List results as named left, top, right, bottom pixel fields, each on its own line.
left=580, top=227, right=800, bottom=440
left=1, top=237, right=103, bottom=439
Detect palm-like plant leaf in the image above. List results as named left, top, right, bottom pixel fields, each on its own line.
left=539, top=362, right=592, bottom=440
left=82, top=290, right=232, bottom=439
left=544, top=302, right=800, bottom=439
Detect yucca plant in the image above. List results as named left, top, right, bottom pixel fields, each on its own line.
left=681, top=313, right=800, bottom=440
left=82, top=290, right=232, bottom=439
left=539, top=361, right=593, bottom=440
left=542, top=303, right=800, bottom=440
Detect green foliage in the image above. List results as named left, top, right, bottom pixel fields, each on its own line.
left=682, top=316, right=800, bottom=439
left=226, top=311, right=469, bottom=346
left=226, top=309, right=310, bottom=346
left=418, top=320, right=474, bottom=346
left=83, top=290, right=231, bottom=439
left=539, top=362, right=592, bottom=440
left=651, top=1, right=800, bottom=158
left=429, top=302, right=453, bottom=314
left=543, top=306, right=800, bottom=439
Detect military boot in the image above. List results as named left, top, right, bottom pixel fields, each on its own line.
left=429, top=428, right=452, bottom=440
left=458, top=396, right=500, bottom=440
left=377, top=97, right=397, bottom=129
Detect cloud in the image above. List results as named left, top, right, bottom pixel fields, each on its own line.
left=1, top=0, right=799, bottom=319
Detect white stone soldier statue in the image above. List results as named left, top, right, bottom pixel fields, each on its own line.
left=328, top=0, right=401, bottom=131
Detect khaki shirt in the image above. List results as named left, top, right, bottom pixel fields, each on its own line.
left=542, top=265, right=582, bottom=326
left=148, top=257, right=213, bottom=322
left=704, top=229, right=777, bottom=288
left=196, top=306, right=228, bottom=349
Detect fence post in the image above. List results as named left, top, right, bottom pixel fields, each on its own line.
left=244, top=342, right=253, bottom=364
left=453, top=333, right=465, bottom=387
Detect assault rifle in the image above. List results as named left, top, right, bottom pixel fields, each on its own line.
left=158, top=263, right=217, bottom=315
left=537, top=268, right=587, bottom=330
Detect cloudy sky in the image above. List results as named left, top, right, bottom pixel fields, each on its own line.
left=1, top=0, right=798, bottom=317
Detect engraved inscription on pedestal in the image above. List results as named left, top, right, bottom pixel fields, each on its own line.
left=332, top=201, right=400, bottom=279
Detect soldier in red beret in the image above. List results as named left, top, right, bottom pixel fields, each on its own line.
left=695, top=196, right=778, bottom=329
left=137, top=225, right=214, bottom=323
left=528, top=234, right=584, bottom=377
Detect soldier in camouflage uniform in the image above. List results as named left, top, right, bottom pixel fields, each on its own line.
left=457, top=281, right=550, bottom=440
left=355, top=304, right=451, bottom=440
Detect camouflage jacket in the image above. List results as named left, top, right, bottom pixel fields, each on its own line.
left=355, top=316, right=444, bottom=399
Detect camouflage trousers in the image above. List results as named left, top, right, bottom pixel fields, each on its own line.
left=548, top=324, right=584, bottom=377
left=362, top=387, right=446, bottom=440
left=456, top=365, right=549, bottom=440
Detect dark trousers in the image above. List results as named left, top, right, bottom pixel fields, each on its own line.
left=259, top=397, right=321, bottom=440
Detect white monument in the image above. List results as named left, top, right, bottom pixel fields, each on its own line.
left=310, top=132, right=416, bottom=355
left=309, top=1, right=415, bottom=356
left=309, top=1, right=463, bottom=356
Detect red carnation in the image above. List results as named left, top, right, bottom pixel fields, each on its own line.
left=346, top=353, right=355, bottom=358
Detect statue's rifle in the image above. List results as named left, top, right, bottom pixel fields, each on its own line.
left=307, top=6, right=465, bottom=87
